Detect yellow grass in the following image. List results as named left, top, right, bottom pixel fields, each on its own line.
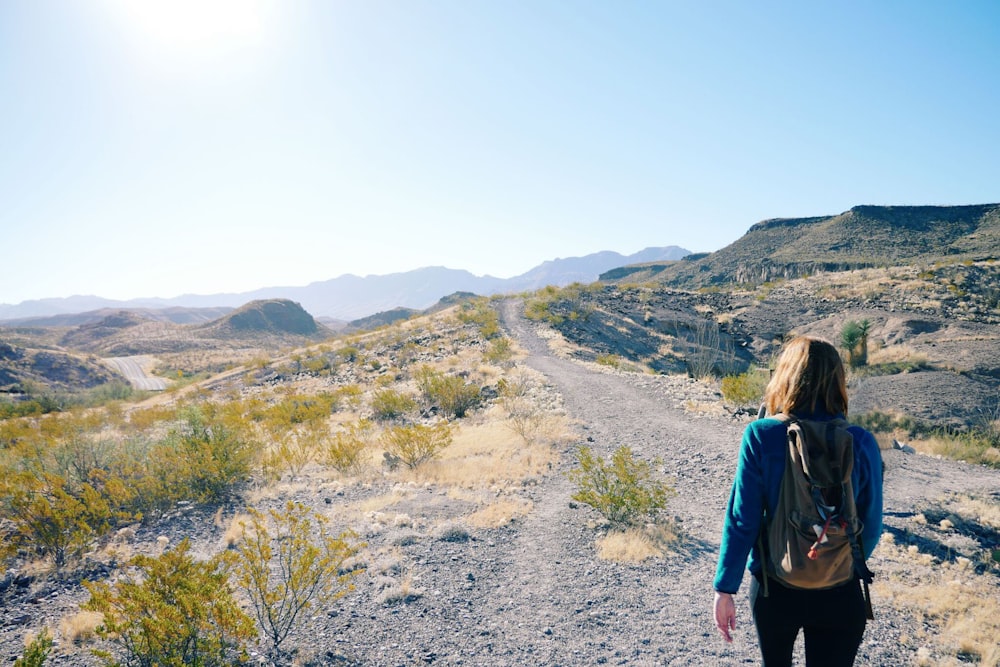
left=596, top=524, right=681, bottom=562
left=877, top=548, right=1000, bottom=667
left=410, top=421, right=561, bottom=490
left=353, top=489, right=412, bottom=514
left=222, top=513, right=253, bottom=548
left=596, top=528, right=662, bottom=562
left=59, top=610, right=103, bottom=645
left=867, top=344, right=929, bottom=366
left=466, top=497, right=534, bottom=528
left=875, top=492, right=1000, bottom=667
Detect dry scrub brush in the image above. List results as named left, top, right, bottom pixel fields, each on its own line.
left=231, top=502, right=363, bottom=663
left=873, top=493, right=1000, bottom=666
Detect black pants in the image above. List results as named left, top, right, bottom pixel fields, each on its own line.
left=749, top=575, right=867, bottom=667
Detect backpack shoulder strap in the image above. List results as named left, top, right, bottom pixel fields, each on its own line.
left=755, top=412, right=794, bottom=597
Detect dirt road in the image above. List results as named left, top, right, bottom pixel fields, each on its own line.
left=104, top=355, right=167, bottom=391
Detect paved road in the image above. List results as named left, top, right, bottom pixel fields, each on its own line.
left=104, top=355, right=167, bottom=391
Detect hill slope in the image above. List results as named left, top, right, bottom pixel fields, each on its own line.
left=616, top=204, right=1000, bottom=288
left=202, top=299, right=324, bottom=337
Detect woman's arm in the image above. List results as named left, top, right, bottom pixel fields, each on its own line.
left=852, top=427, right=884, bottom=558
left=713, top=424, right=766, bottom=594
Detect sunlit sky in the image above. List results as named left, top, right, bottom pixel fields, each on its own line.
left=2, top=1, right=998, bottom=305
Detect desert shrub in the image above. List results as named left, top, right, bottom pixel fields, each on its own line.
left=151, top=407, right=256, bottom=505
left=840, top=319, right=872, bottom=367
left=261, top=420, right=326, bottom=480
left=84, top=539, right=255, bottom=667
left=497, top=376, right=544, bottom=444
left=976, top=397, right=1000, bottom=450
left=264, top=393, right=337, bottom=425
left=569, top=445, right=675, bottom=527
left=380, top=421, right=453, bottom=469
left=456, top=299, right=502, bottom=339
left=720, top=370, right=769, bottom=408
left=918, top=429, right=1000, bottom=469
left=595, top=354, right=623, bottom=369
left=483, top=337, right=513, bottom=364
left=853, top=410, right=925, bottom=436
left=679, top=318, right=740, bottom=379
left=5, top=471, right=124, bottom=568
left=414, top=366, right=480, bottom=418
left=14, top=629, right=53, bottom=667
left=301, top=354, right=333, bottom=375
left=326, top=420, right=374, bottom=474
left=337, top=346, right=361, bottom=363
left=523, top=299, right=556, bottom=323
left=335, top=384, right=364, bottom=410
left=370, top=389, right=417, bottom=421
left=232, top=502, right=362, bottom=663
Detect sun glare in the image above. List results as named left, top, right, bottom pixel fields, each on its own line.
left=102, top=0, right=278, bottom=72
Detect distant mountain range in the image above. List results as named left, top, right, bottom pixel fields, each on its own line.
left=0, top=247, right=690, bottom=323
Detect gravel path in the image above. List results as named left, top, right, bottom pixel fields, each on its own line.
left=316, top=300, right=1000, bottom=666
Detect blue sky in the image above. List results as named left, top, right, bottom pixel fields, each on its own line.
left=1, top=1, right=998, bottom=305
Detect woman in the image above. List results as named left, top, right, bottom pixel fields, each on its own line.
left=713, top=336, right=883, bottom=667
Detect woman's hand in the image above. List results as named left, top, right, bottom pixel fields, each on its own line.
left=714, top=591, right=737, bottom=642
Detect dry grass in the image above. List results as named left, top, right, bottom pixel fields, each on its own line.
left=909, top=433, right=1000, bottom=467
left=353, top=489, right=413, bottom=515
left=877, top=544, right=1000, bottom=667
left=867, top=344, right=929, bottom=366
left=943, top=493, right=1000, bottom=529
left=466, top=496, right=534, bottom=528
left=595, top=523, right=680, bottom=563
left=410, top=421, right=563, bottom=490
left=596, top=528, right=663, bottom=562
left=222, top=513, right=253, bottom=548
left=874, top=493, right=1000, bottom=666
left=58, top=610, right=103, bottom=646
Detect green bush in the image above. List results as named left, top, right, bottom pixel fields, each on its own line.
left=380, top=421, right=453, bottom=469
left=720, top=370, right=769, bottom=408
left=595, top=354, right=623, bottom=369
left=568, top=446, right=675, bottom=527
left=414, top=366, right=481, bottom=418
left=5, top=471, right=124, bottom=568
left=14, top=629, right=53, bottom=667
left=232, top=502, right=362, bottom=663
left=153, top=407, right=257, bottom=505
left=326, top=420, right=373, bottom=474
left=370, top=389, right=417, bottom=421
left=84, top=539, right=255, bottom=667
left=456, top=299, right=502, bottom=339
left=483, top=338, right=513, bottom=364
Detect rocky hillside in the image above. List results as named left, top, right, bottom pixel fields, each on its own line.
left=534, top=261, right=1000, bottom=430
left=610, top=204, right=1000, bottom=288
left=0, top=341, right=121, bottom=394
left=202, top=299, right=325, bottom=337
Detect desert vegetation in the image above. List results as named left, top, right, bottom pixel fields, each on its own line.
left=1, top=270, right=999, bottom=665
left=0, top=297, right=580, bottom=665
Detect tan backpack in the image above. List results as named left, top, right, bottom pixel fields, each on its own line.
left=760, top=414, right=874, bottom=617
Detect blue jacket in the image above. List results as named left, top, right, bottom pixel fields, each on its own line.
left=713, top=411, right=883, bottom=594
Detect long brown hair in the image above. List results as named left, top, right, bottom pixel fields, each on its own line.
left=764, top=336, right=848, bottom=417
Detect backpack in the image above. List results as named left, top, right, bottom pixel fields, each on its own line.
left=758, top=413, right=875, bottom=617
